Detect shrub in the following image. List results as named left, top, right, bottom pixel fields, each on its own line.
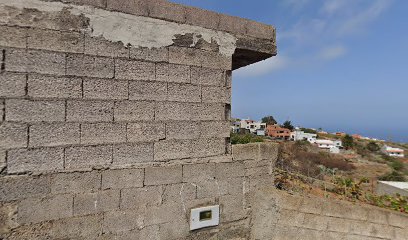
left=342, top=134, right=354, bottom=150
left=230, top=133, right=264, bottom=145
left=389, top=160, right=404, bottom=171
left=367, top=141, right=380, bottom=152
left=379, top=171, right=406, bottom=181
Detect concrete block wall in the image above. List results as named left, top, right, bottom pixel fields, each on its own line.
left=0, top=0, right=279, bottom=238
left=251, top=188, right=408, bottom=240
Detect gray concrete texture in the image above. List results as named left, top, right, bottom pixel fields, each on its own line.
left=0, top=0, right=280, bottom=239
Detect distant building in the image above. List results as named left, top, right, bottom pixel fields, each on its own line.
left=381, top=145, right=405, bottom=158
left=291, top=130, right=317, bottom=143
left=256, top=129, right=265, bottom=136
left=240, top=119, right=266, bottom=134
left=335, top=132, right=346, bottom=137
left=231, top=121, right=240, bottom=133
left=352, top=134, right=362, bottom=139
left=315, top=139, right=342, bottom=150
left=376, top=181, right=408, bottom=197
left=266, top=125, right=291, bottom=140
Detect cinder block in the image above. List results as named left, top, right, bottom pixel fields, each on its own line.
left=196, top=180, right=221, bottom=199
left=219, top=194, right=246, bottom=222
left=121, top=186, right=162, bottom=209
left=66, top=100, right=114, bottom=122
left=29, top=123, right=80, bottom=147
left=299, top=196, right=325, bottom=215
left=302, top=213, right=329, bottom=231
left=83, top=78, right=128, bottom=100
left=321, top=200, right=368, bottom=221
left=202, top=86, right=230, bottom=103
left=128, top=80, right=167, bottom=101
left=5, top=99, right=65, bottom=122
left=158, top=220, right=190, bottom=240
left=218, top=14, right=248, bottom=35
left=102, top=168, right=144, bottom=190
left=3, top=48, right=27, bottom=72
left=102, top=209, right=145, bottom=234
left=112, top=143, right=154, bottom=166
left=114, top=101, right=155, bottom=122
left=201, top=50, right=232, bottom=70
left=27, top=49, right=66, bottom=75
left=74, top=190, right=120, bottom=216
left=0, top=150, right=5, bottom=172
left=85, top=35, right=130, bottom=58
left=81, top=123, right=126, bottom=144
left=144, top=165, right=182, bottom=186
left=191, top=103, right=225, bottom=121
left=27, top=28, right=84, bottom=53
left=168, top=46, right=202, bottom=67
left=0, top=100, right=3, bottom=123
left=66, top=54, right=114, bottom=78
left=167, top=83, right=200, bottom=102
left=200, top=121, right=230, bottom=138
left=183, top=163, right=216, bottom=182
left=367, top=207, right=389, bottom=225
left=232, top=143, right=259, bottom=161
left=127, top=122, right=165, bottom=143
left=156, top=62, right=190, bottom=83
left=147, top=0, right=186, bottom=23
left=185, top=6, right=220, bottom=30
left=225, top=71, right=232, bottom=88
left=18, top=194, right=73, bottom=224
left=245, top=159, right=272, bottom=177
left=215, top=161, right=245, bottom=180
left=0, top=25, right=27, bottom=48
left=155, top=102, right=193, bottom=121
left=327, top=217, right=351, bottom=233
left=115, top=59, right=155, bottom=81
left=388, top=212, right=408, bottom=228
left=278, top=209, right=305, bottom=228
left=51, top=215, right=102, bottom=240
left=0, top=122, right=27, bottom=149
left=7, top=147, right=64, bottom=174
left=0, top=175, right=50, bottom=202
left=162, top=183, right=196, bottom=204
left=51, top=171, right=101, bottom=194
left=165, top=121, right=200, bottom=140
left=0, top=72, right=26, bottom=97
left=144, top=202, right=184, bottom=225
left=191, top=138, right=226, bottom=158
left=259, top=143, right=279, bottom=161
left=130, top=47, right=168, bottom=62
left=246, top=20, right=276, bottom=40
left=65, top=145, right=112, bottom=170
left=154, top=139, right=192, bottom=161
left=191, top=67, right=225, bottom=86
left=28, top=74, right=82, bottom=99
left=217, top=177, right=244, bottom=196
left=107, top=0, right=148, bottom=16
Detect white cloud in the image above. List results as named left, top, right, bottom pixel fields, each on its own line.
left=338, top=0, right=392, bottom=35
left=234, top=56, right=289, bottom=78
left=318, top=45, right=347, bottom=60
left=321, top=0, right=348, bottom=15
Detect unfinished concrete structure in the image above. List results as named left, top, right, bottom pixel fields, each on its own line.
left=0, top=0, right=277, bottom=239
left=1, top=0, right=407, bottom=239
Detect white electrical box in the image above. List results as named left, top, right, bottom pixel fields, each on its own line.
left=190, top=205, right=220, bottom=230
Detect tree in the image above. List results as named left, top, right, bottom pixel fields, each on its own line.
left=366, top=141, right=380, bottom=152
left=282, top=120, right=294, bottom=131
left=261, top=116, right=277, bottom=125
left=342, top=134, right=354, bottom=150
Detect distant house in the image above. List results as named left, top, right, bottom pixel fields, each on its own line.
left=352, top=134, right=362, bottom=139
left=231, top=121, right=240, bottom=133
left=266, top=125, right=291, bottom=140
left=381, top=145, right=405, bottom=158
left=335, top=132, right=346, bottom=137
left=376, top=181, right=408, bottom=197
left=240, top=119, right=266, bottom=134
left=291, top=129, right=317, bottom=143
left=315, top=139, right=342, bottom=150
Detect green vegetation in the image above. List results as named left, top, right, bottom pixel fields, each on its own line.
left=261, top=116, right=277, bottom=125
left=366, top=141, right=380, bottom=152
left=342, top=134, right=354, bottom=150
left=230, top=133, right=264, bottom=145
left=282, top=120, right=294, bottom=131
left=379, top=171, right=406, bottom=181
left=300, top=128, right=317, bottom=134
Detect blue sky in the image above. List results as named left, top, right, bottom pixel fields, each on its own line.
left=171, top=0, right=408, bottom=143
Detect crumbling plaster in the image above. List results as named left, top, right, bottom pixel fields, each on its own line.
left=0, top=0, right=238, bottom=56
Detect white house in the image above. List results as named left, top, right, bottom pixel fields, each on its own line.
left=291, top=130, right=317, bottom=143
left=315, top=139, right=342, bottom=153
left=231, top=121, right=240, bottom=133
left=240, top=119, right=266, bottom=134
left=381, top=145, right=405, bottom=158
